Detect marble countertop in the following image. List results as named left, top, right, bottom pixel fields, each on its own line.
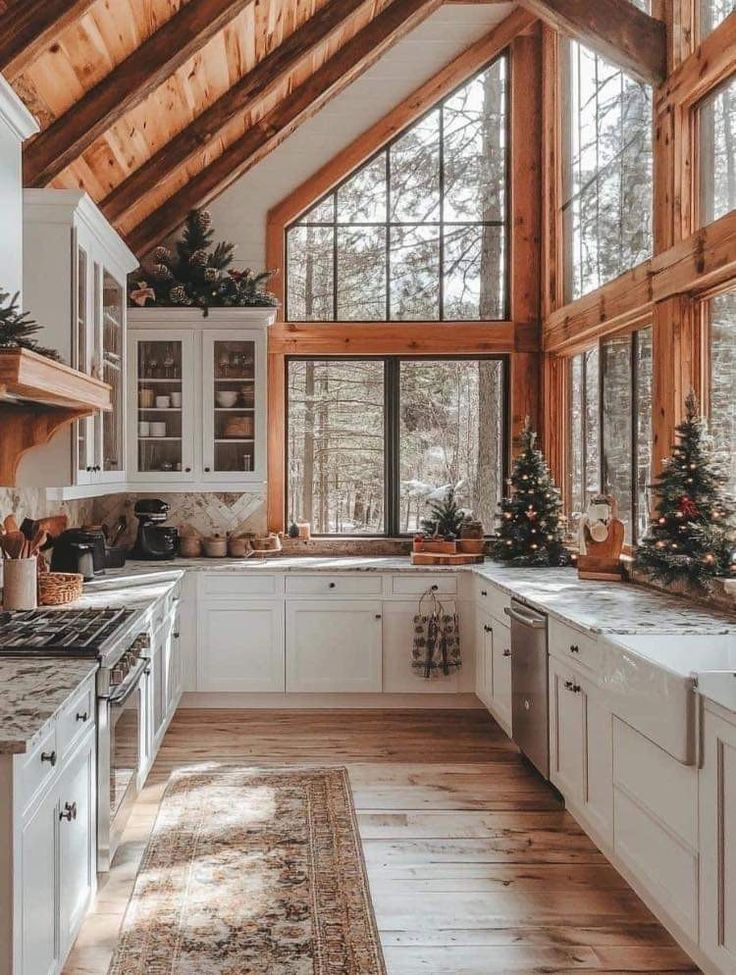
left=0, top=658, right=98, bottom=754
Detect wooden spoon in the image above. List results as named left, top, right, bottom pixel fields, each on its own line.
left=3, top=514, right=19, bottom=534
left=3, top=532, right=27, bottom=559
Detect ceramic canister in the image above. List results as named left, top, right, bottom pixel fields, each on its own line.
left=2, top=557, right=38, bottom=611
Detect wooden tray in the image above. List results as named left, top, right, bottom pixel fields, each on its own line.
left=411, top=552, right=485, bottom=566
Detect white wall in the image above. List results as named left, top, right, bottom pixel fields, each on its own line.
left=0, top=75, right=38, bottom=298
left=206, top=3, right=515, bottom=273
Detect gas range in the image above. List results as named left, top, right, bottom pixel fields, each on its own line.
left=0, top=606, right=145, bottom=666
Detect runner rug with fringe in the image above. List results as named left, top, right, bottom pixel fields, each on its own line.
left=108, top=765, right=386, bottom=975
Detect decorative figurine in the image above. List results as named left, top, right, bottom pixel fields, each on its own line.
left=577, top=494, right=625, bottom=581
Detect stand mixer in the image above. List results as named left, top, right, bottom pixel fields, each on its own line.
left=131, top=499, right=178, bottom=560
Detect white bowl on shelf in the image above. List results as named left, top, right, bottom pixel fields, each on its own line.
left=216, top=391, right=239, bottom=408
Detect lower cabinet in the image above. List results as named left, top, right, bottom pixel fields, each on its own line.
left=549, top=657, right=612, bottom=846
left=474, top=606, right=511, bottom=734
left=382, top=602, right=460, bottom=693
left=198, top=600, right=285, bottom=692
left=286, top=600, right=382, bottom=692
left=475, top=609, right=494, bottom=709
left=699, top=705, right=736, bottom=971
left=15, top=723, right=96, bottom=975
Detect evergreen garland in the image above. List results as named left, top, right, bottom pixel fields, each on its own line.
left=634, top=391, right=735, bottom=590
left=489, top=419, right=570, bottom=566
left=421, top=487, right=465, bottom=538
left=129, top=209, right=278, bottom=316
left=0, top=289, right=61, bottom=361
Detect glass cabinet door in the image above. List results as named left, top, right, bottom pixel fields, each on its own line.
left=203, top=332, right=262, bottom=480
left=75, top=244, right=93, bottom=481
left=100, top=269, right=125, bottom=477
left=129, top=331, right=194, bottom=481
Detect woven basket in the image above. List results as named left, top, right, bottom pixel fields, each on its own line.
left=38, top=571, right=84, bottom=606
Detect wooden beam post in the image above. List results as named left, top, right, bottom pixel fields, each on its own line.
left=100, top=0, right=370, bottom=226
left=125, top=0, right=446, bottom=256
left=0, top=0, right=96, bottom=78
left=518, top=0, right=667, bottom=85
left=22, top=0, right=254, bottom=187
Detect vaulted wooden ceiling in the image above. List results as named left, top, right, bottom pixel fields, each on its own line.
left=0, top=0, right=666, bottom=258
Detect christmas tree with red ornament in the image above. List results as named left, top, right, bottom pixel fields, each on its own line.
left=635, top=391, right=735, bottom=590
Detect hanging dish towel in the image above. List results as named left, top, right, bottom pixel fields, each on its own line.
left=412, top=588, right=461, bottom=679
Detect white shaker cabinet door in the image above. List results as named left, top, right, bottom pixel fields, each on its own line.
left=198, top=600, right=285, bottom=692
left=286, top=600, right=383, bottom=693
left=699, top=707, right=736, bottom=972
left=549, top=658, right=585, bottom=803
left=19, top=790, right=58, bottom=975
left=58, top=736, right=96, bottom=960
left=382, top=602, right=460, bottom=694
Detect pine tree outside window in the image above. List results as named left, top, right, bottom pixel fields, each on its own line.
left=568, top=328, right=652, bottom=544
left=698, top=74, right=736, bottom=227
left=561, top=39, right=653, bottom=301
left=285, top=56, right=508, bottom=322
left=699, top=0, right=735, bottom=38
left=706, top=289, right=736, bottom=497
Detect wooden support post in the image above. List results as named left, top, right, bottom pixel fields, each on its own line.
left=267, top=353, right=287, bottom=533
left=542, top=353, right=568, bottom=491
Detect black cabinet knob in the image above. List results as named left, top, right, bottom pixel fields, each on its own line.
left=185, top=467, right=192, bottom=472
left=41, top=750, right=57, bottom=766
left=75, top=711, right=88, bottom=723
left=375, top=614, right=382, bottom=620
left=570, top=644, right=580, bottom=654
left=503, top=649, right=511, bottom=657
left=59, top=801, right=77, bottom=822
left=431, top=584, right=438, bottom=591
left=483, top=624, right=492, bottom=633
left=481, top=590, right=487, bottom=597
left=204, top=466, right=211, bottom=472
left=328, top=582, right=336, bottom=588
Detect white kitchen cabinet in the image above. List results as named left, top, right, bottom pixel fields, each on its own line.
left=382, top=601, right=460, bottom=694
left=128, top=308, right=275, bottom=490
left=699, top=704, right=736, bottom=971
left=198, top=600, right=285, bottom=692
left=58, top=735, right=96, bottom=960
left=549, top=657, right=613, bottom=846
left=19, top=788, right=57, bottom=975
left=491, top=619, right=512, bottom=733
left=19, top=190, right=136, bottom=493
left=286, top=600, right=382, bottom=692
left=475, top=609, right=494, bottom=709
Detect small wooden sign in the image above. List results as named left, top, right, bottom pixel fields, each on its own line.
left=577, top=496, right=625, bottom=581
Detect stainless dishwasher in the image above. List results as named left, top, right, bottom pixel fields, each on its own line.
left=504, top=599, right=549, bottom=778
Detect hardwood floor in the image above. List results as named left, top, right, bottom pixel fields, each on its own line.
left=63, top=709, right=700, bottom=974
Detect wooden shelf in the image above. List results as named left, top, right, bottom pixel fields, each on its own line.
left=0, top=349, right=111, bottom=486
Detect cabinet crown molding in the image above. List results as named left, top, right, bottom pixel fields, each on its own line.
left=0, top=75, right=38, bottom=141
left=128, top=307, right=278, bottom=329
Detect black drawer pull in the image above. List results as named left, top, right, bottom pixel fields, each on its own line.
left=570, top=644, right=580, bottom=654
left=502, top=649, right=511, bottom=657
left=375, top=614, right=382, bottom=620
left=483, top=624, right=492, bottom=633
left=41, top=750, right=57, bottom=766
left=59, top=801, right=77, bottom=822
left=328, top=582, right=336, bottom=588
left=431, top=584, right=438, bottom=591
left=480, top=590, right=488, bottom=597
left=75, top=711, right=88, bottom=723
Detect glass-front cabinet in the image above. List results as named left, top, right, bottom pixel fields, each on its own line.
left=128, top=331, right=195, bottom=482
left=20, top=190, right=137, bottom=492
left=127, top=309, right=272, bottom=488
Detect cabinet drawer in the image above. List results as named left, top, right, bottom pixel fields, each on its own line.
left=200, top=573, right=280, bottom=598
left=613, top=717, right=697, bottom=847
left=286, top=574, right=382, bottom=596
left=474, top=577, right=510, bottom=625
left=549, top=618, right=601, bottom=674
left=391, top=574, right=457, bottom=597
left=58, top=679, right=95, bottom=759
left=20, top=725, right=58, bottom=811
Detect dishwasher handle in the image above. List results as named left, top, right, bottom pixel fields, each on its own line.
left=504, top=605, right=546, bottom=629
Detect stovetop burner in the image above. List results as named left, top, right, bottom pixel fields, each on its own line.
left=0, top=607, right=137, bottom=657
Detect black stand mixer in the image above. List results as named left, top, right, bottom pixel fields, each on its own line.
left=131, top=499, right=178, bottom=560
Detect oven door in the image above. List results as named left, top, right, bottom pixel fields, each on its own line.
left=97, top=657, right=150, bottom=872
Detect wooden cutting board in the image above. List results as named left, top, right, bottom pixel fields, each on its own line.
left=410, top=552, right=485, bottom=565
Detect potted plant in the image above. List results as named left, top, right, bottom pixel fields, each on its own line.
left=414, top=488, right=464, bottom=554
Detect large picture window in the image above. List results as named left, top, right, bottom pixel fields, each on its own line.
left=699, top=0, right=735, bottom=38
left=287, top=357, right=507, bottom=536
left=562, top=40, right=653, bottom=301
left=698, top=74, right=736, bottom=226
left=707, top=290, right=736, bottom=496
left=568, top=328, right=652, bottom=543
left=285, top=56, right=508, bottom=322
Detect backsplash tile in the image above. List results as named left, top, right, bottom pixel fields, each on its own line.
left=0, top=488, right=96, bottom=527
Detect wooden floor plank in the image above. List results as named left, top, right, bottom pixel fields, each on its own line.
left=61, top=709, right=699, bottom=975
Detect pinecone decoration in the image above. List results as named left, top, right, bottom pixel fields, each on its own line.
left=152, top=245, right=171, bottom=263
left=169, top=285, right=188, bottom=305
left=194, top=209, right=212, bottom=232
left=191, top=249, right=209, bottom=268
left=152, top=263, right=173, bottom=281
left=204, top=267, right=219, bottom=283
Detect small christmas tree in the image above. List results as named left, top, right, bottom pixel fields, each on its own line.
left=635, top=391, right=735, bottom=590
left=421, top=486, right=465, bottom=538
left=0, top=289, right=60, bottom=360
left=490, top=419, right=570, bottom=566
left=129, top=209, right=277, bottom=316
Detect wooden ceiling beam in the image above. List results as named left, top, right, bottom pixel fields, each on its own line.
left=518, top=0, right=666, bottom=85
left=0, top=0, right=97, bottom=79
left=125, top=0, right=445, bottom=257
left=23, top=0, right=254, bottom=187
left=101, top=0, right=370, bottom=226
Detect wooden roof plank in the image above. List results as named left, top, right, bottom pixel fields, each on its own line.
left=518, top=0, right=666, bottom=85
left=126, top=0, right=446, bottom=256
left=101, top=0, right=370, bottom=225
left=23, top=0, right=255, bottom=187
left=0, top=0, right=97, bottom=79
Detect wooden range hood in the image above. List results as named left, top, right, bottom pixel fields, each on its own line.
left=0, top=349, right=111, bottom=486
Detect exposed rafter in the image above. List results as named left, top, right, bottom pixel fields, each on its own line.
left=0, top=0, right=96, bottom=78
left=101, top=0, right=369, bottom=226
left=22, top=0, right=254, bottom=187
left=125, top=0, right=445, bottom=256
left=518, top=0, right=666, bottom=85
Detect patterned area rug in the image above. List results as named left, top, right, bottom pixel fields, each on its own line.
left=108, top=766, right=386, bottom=974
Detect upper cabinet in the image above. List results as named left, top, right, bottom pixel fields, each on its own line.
left=127, top=308, right=274, bottom=490
left=0, top=76, right=38, bottom=297
left=17, top=191, right=137, bottom=494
